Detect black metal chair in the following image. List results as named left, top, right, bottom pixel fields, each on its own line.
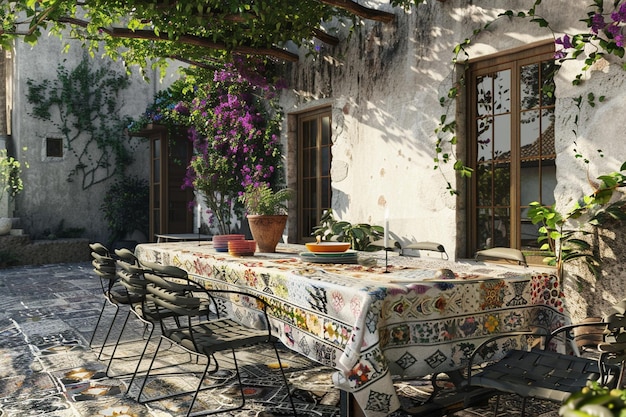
left=89, top=242, right=142, bottom=362
left=134, top=260, right=298, bottom=417
left=465, top=299, right=626, bottom=416
left=104, top=249, right=183, bottom=390
left=89, top=242, right=115, bottom=350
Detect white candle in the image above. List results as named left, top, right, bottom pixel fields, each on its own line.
left=384, top=209, right=389, bottom=248
left=197, top=203, right=201, bottom=231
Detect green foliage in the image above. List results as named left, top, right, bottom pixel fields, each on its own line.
left=100, top=175, right=149, bottom=246
left=560, top=381, right=626, bottom=417
left=528, top=163, right=626, bottom=282
left=0, top=149, right=25, bottom=204
left=240, top=183, right=293, bottom=216
left=312, top=209, right=384, bottom=252
left=26, top=56, right=138, bottom=189
left=0, top=0, right=364, bottom=76
left=435, top=0, right=626, bottom=194
left=131, top=63, right=286, bottom=235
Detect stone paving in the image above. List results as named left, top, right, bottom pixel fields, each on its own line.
left=0, top=262, right=562, bottom=416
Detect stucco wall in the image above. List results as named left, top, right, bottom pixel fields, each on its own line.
left=554, top=61, right=626, bottom=320
left=279, top=1, right=626, bottom=320
left=280, top=1, right=588, bottom=256
left=10, top=34, right=181, bottom=244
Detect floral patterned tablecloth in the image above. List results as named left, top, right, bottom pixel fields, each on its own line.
left=135, top=242, right=567, bottom=417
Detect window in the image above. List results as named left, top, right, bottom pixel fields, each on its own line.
left=468, top=42, right=556, bottom=255
left=297, top=108, right=332, bottom=242
left=46, top=137, right=63, bottom=158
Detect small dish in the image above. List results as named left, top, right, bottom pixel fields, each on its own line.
left=214, top=234, right=246, bottom=252
left=305, top=242, right=351, bottom=253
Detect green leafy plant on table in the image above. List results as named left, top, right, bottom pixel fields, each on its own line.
left=312, top=208, right=384, bottom=252
left=240, top=183, right=293, bottom=216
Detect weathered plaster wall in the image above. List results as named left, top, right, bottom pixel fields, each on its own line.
left=554, top=60, right=626, bottom=320
left=11, top=34, right=180, bottom=244
left=281, top=1, right=584, bottom=256
left=280, top=1, right=626, bottom=320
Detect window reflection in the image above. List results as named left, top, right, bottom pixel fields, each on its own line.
left=470, top=44, right=556, bottom=255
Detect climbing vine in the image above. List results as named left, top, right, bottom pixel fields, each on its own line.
left=435, top=0, right=626, bottom=195
left=26, top=55, right=139, bottom=189
left=435, top=0, right=626, bottom=276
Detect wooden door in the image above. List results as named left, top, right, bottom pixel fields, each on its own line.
left=145, top=126, right=193, bottom=241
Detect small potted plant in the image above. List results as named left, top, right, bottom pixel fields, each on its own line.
left=240, top=183, right=293, bottom=252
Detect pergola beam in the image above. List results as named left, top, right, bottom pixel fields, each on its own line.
left=318, top=0, right=395, bottom=23
left=58, top=17, right=300, bottom=62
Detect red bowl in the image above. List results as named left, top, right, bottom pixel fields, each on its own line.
left=213, top=234, right=245, bottom=242
left=214, top=234, right=246, bottom=252
left=228, top=240, right=256, bottom=255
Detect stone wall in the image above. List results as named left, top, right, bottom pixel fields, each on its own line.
left=0, top=235, right=90, bottom=267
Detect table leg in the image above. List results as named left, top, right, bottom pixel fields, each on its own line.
left=340, top=391, right=365, bottom=417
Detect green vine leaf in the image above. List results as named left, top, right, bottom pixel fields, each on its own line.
left=26, top=55, right=139, bottom=189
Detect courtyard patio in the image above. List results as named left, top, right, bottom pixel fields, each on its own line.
left=0, top=261, right=562, bottom=417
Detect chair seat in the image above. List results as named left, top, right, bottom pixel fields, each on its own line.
left=133, top=301, right=177, bottom=321
left=109, top=289, right=143, bottom=305
left=475, top=247, right=527, bottom=266
left=471, top=349, right=607, bottom=403
left=401, top=241, right=448, bottom=259
left=166, top=318, right=271, bottom=354
left=404, top=241, right=446, bottom=252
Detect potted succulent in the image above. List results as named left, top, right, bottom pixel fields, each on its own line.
left=240, top=183, right=293, bottom=252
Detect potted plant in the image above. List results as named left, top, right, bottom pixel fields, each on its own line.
left=101, top=175, right=149, bottom=250
left=240, top=183, right=293, bottom=252
left=312, top=209, right=385, bottom=251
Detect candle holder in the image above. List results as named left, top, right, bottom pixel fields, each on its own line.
left=371, top=238, right=395, bottom=273
left=384, top=247, right=391, bottom=273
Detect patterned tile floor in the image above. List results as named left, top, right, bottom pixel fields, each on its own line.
left=0, top=262, right=562, bottom=417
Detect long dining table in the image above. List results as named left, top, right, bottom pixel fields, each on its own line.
left=135, top=241, right=568, bottom=417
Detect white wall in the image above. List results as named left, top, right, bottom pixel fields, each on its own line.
left=280, top=0, right=626, bottom=319
left=11, top=34, right=181, bottom=243
left=279, top=1, right=607, bottom=258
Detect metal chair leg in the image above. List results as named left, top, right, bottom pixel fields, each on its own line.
left=136, top=336, right=163, bottom=403
left=97, top=303, right=125, bottom=360
left=89, top=298, right=108, bottom=347
left=271, top=343, right=298, bottom=417
left=105, top=310, right=147, bottom=377
left=124, top=324, right=155, bottom=392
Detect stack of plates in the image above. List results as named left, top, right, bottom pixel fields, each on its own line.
left=300, top=250, right=358, bottom=264
left=213, top=234, right=245, bottom=252
left=228, top=240, right=256, bottom=256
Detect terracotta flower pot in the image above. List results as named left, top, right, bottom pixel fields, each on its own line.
left=246, top=215, right=287, bottom=253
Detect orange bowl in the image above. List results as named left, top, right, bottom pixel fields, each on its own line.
left=305, top=242, right=351, bottom=253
